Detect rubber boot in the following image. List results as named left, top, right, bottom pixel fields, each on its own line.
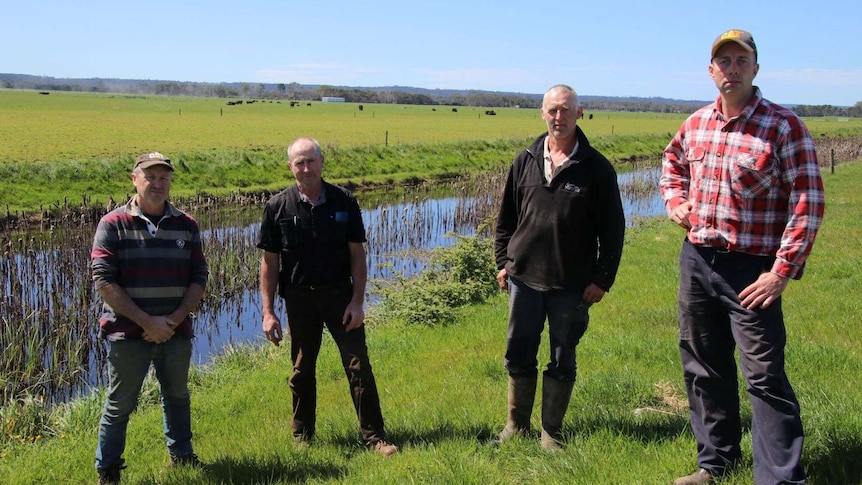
left=497, top=374, right=537, bottom=441
left=540, top=375, right=574, bottom=451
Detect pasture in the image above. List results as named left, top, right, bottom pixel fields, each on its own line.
left=0, top=89, right=695, bottom=163
left=1, top=89, right=860, bottom=217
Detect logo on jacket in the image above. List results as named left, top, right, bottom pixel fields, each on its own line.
left=563, top=183, right=583, bottom=193
left=176, top=239, right=185, bottom=249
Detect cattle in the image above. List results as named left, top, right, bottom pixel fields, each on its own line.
left=484, top=110, right=496, bottom=116
left=588, top=113, right=594, bottom=120
left=452, top=108, right=458, bottom=112
left=358, top=104, right=364, bottom=111
left=39, top=91, right=50, bottom=95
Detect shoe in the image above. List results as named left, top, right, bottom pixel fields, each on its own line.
left=97, top=464, right=125, bottom=485
left=169, top=453, right=205, bottom=468
left=673, top=468, right=714, bottom=485
left=370, top=440, right=398, bottom=457
left=293, top=435, right=312, bottom=449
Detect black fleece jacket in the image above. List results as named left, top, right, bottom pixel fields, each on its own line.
left=494, top=128, right=625, bottom=292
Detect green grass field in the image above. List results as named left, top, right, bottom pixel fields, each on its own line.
left=3, top=89, right=861, bottom=217
left=0, top=89, right=695, bottom=163
left=1, top=161, right=859, bottom=484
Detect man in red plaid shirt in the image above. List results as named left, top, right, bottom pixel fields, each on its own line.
left=661, top=29, right=824, bottom=485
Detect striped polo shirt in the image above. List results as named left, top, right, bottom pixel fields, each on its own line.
left=91, top=197, right=208, bottom=340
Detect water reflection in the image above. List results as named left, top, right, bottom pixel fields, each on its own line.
left=191, top=167, right=664, bottom=366
left=1, top=167, right=664, bottom=402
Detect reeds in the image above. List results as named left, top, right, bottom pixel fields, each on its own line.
left=0, top=168, right=661, bottom=406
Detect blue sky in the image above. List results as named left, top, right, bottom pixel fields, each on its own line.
left=3, top=0, right=860, bottom=106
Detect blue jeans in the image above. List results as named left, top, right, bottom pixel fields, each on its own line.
left=504, top=277, right=589, bottom=382
left=678, top=239, right=805, bottom=484
left=95, top=336, right=193, bottom=471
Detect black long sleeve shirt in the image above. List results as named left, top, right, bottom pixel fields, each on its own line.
left=494, top=128, right=625, bottom=292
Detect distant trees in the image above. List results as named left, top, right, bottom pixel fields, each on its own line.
left=3, top=73, right=858, bottom=116
left=792, top=101, right=862, bottom=118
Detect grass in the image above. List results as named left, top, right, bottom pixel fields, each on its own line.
left=3, top=88, right=861, bottom=216
left=1, top=161, right=860, bottom=484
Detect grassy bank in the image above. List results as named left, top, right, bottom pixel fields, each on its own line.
left=2, top=161, right=859, bottom=484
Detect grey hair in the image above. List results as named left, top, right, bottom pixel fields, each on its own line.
left=287, top=137, right=323, bottom=162
left=543, top=84, right=579, bottom=109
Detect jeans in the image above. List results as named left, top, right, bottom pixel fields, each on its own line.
left=504, top=277, right=589, bottom=382
left=678, top=239, right=805, bottom=484
left=95, top=336, right=193, bottom=471
left=283, top=287, right=387, bottom=445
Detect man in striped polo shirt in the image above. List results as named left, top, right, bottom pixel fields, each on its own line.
left=91, top=151, right=208, bottom=484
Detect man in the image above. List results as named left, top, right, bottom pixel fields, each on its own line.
left=91, top=151, right=208, bottom=484
left=494, top=84, right=625, bottom=450
left=258, top=137, right=397, bottom=456
left=660, top=29, right=825, bottom=485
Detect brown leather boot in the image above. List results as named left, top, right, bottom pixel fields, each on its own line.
left=673, top=468, right=714, bottom=485
left=497, top=374, right=537, bottom=441
left=540, top=375, right=574, bottom=451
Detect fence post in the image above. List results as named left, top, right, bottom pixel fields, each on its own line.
left=831, top=149, right=835, bottom=174
left=385, top=131, right=389, bottom=147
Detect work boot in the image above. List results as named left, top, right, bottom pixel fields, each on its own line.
left=540, top=375, right=574, bottom=451
left=497, top=374, right=537, bottom=442
left=673, top=468, right=714, bottom=485
left=369, top=439, right=398, bottom=457
left=169, top=453, right=206, bottom=468
left=97, top=464, right=125, bottom=485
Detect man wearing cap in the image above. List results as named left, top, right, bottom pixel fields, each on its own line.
left=91, top=151, right=208, bottom=484
left=660, top=29, right=824, bottom=484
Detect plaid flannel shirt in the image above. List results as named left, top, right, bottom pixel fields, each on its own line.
left=660, top=88, right=825, bottom=279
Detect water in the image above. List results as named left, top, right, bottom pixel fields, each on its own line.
left=189, top=167, right=665, bottom=366
left=1, top=167, right=665, bottom=400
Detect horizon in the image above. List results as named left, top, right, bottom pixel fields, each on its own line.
left=2, top=71, right=723, bottom=105
left=2, top=0, right=860, bottom=106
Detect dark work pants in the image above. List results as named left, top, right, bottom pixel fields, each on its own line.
left=678, top=239, right=805, bottom=484
left=504, top=277, right=589, bottom=382
left=283, top=287, right=386, bottom=445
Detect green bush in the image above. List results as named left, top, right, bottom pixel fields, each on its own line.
left=371, top=232, right=498, bottom=326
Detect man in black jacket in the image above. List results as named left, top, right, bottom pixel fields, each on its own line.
left=494, top=84, right=625, bottom=450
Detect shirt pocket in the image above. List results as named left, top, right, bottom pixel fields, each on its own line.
left=731, top=153, right=775, bottom=199
left=330, top=211, right=349, bottom=243
left=278, top=218, right=303, bottom=251
left=686, top=146, right=706, bottom=163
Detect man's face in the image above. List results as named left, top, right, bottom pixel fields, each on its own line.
left=541, top=89, right=583, bottom=140
left=131, top=165, right=172, bottom=207
left=709, top=42, right=759, bottom=102
left=289, top=142, right=324, bottom=189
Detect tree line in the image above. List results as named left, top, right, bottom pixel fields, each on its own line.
left=2, top=73, right=859, bottom=115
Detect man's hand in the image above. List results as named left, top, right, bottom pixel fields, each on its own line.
left=739, top=272, right=789, bottom=310
left=263, top=312, right=283, bottom=346
left=582, top=283, right=606, bottom=305
left=343, top=301, right=365, bottom=331
left=140, top=316, right=175, bottom=343
left=669, top=201, right=693, bottom=229
left=496, top=268, right=508, bottom=289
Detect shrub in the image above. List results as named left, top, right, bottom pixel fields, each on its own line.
left=371, top=232, right=497, bottom=326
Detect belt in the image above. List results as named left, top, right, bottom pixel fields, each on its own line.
left=689, top=241, right=770, bottom=267
left=287, top=283, right=350, bottom=292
